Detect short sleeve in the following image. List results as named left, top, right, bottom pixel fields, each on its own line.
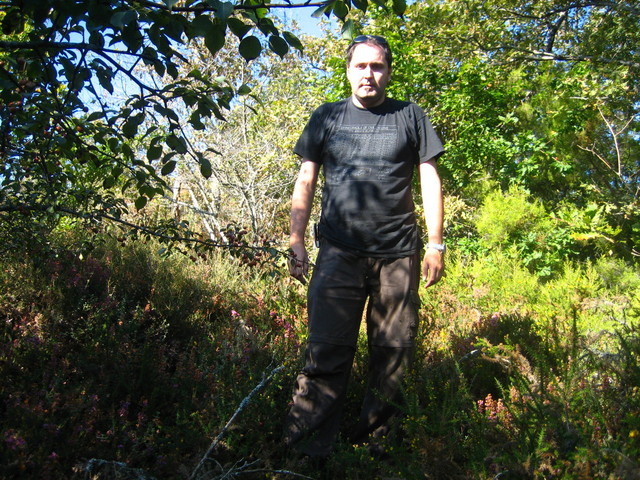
left=415, top=106, right=445, bottom=163
left=293, top=104, right=330, bottom=163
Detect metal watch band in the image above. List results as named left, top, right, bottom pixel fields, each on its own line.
left=426, top=243, right=446, bottom=253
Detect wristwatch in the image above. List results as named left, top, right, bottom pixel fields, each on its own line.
left=426, top=243, right=446, bottom=253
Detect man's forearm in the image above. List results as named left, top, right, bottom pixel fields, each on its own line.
left=290, top=203, right=312, bottom=246
left=290, top=160, right=319, bottom=246
left=420, top=160, right=444, bottom=243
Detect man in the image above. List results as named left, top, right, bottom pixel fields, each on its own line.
left=284, top=35, right=445, bottom=459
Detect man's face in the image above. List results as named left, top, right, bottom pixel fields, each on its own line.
left=347, top=43, right=391, bottom=109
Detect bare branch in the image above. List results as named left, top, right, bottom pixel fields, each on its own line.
left=189, top=364, right=285, bottom=480
left=545, top=12, right=567, bottom=53
left=513, top=51, right=640, bottom=69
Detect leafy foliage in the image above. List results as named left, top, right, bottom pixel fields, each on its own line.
left=0, top=0, right=377, bottom=253
left=2, top=230, right=639, bottom=478
left=1, top=0, right=639, bottom=478
left=356, top=0, right=640, bottom=261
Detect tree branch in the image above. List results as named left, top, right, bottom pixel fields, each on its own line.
left=545, top=11, right=567, bottom=53
left=0, top=202, right=307, bottom=265
left=189, top=364, right=284, bottom=480
left=131, top=0, right=331, bottom=12
left=514, top=50, right=640, bottom=69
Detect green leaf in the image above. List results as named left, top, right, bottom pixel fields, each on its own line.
left=103, top=176, right=116, bottom=189
left=161, top=160, right=177, bottom=175
left=283, top=31, right=304, bottom=53
left=239, top=36, right=262, bottom=62
left=187, top=68, right=204, bottom=80
left=122, top=21, right=144, bottom=52
left=87, top=111, right=103, bottom=122
left=153, top=62, right=166, bottom=77
left=107, top=137, right=120, bottom=153
left=190, top=15, right=213, bottom=37
left=228, top=18, right=252, bottom=39
left=121, top=142, right=134, bottom=159
left=141, top=46, right=159, bottom=68
left=215, top=1, right=235, bottom=20
left=163, top=0, right=179, bottom=8
left=351, top=0, right=368, bottom=12
left=189, top=111, right=206, bottom=130
left=140, top=184, right=158, bottom=199
left=199, top=157, right=212, bottom=178
left=237, top=84, right=252, bottom=95
left=147, top=143, right=163, bottom=161
left=333, top=1, right=349, bottom=20
left=210, top=102, right=225, bottom=121
left=205, top=22, right=227, bottom=56
left=312, top=4, right=330, bottom=18
left=164, top=14, right=187, bottom=41
left=89, top=29, right=105, bottom=49
left=122, top=113, right=145, bottom=139
left=111, top=10, right=137, bottom=28
left=166, top=134, right=188, bottom=154
left=161, top=153, right=179, bottom=172
left=257, top=18, right=278, bottom=36
left=96, top=68, right=114, bottom=94
left=166, top=61, right=179, bottom=79
left=149, top=24, right=172, bottom=54
left=134, top=196, right=148, bottom=210
left=153, top=103, right=180, bottom=122
left=182, top=92, right=198, bottom=108
left=268, top=35, right=289, bottom=59
left=392, top=0, right=406, bottom=16
left=341, top=19, right=356, bottom=39
left=254, top=6, right=269, bottom=19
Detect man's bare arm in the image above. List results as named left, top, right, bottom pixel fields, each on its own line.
left=289, top=159, right=320, bottom=283
left=419, top=159, right=444, bottom=287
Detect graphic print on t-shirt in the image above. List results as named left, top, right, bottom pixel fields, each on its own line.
left=324, top=124, right=397, bottom=185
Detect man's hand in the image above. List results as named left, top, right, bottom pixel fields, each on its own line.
left=422, top=249, right=444, bottom=287
left=288, top=243, right=310, bottom=285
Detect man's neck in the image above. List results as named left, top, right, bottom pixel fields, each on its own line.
left=351, top=94, right=386, bottom=109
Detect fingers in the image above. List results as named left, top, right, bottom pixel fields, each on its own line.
left=423, top=266, right=441, bottom=287
left=422, top=251, right=444, bottom=287
left=288, top=253, right=309, bottom=285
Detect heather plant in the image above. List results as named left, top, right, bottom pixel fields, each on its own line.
left=397, top=245, right=640, bottom=479
left=0, top=234, right=305, bottom=479
left=2, top=223, right=639, bottom=479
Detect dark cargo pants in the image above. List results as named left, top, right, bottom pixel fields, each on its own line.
left=284, top=241, right=421, bottom=457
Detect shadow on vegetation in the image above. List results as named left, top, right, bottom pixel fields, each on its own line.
left=1, top=235, right=639, bottom=479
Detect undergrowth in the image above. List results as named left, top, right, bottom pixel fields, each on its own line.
left=1, top=234, right=638, bottom=479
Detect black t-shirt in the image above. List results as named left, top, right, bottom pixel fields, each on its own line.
left=294, top=98, right=444, bottom=257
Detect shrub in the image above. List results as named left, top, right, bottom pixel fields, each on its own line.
left=0, top=234, right=304, bottom=479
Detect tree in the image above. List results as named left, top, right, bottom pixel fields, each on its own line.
left=167, top=33, right=328, bottom=243
left=0, top=0, right=398, bottom=254
left=357, top=0, right=639, bottom=261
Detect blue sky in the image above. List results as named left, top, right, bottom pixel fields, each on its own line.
left=277, top=8, right=335, bottom=37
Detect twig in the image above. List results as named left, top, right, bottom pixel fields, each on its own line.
left=189, top=364, right=285, bottom=480
left=232, top=469, right=315, bottom=479
left=82, top=458, right=157, bottom=479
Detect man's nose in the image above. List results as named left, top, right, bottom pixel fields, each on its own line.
left=363, top=65, right=373, bottom=77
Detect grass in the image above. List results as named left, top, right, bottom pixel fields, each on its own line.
left=1, top=233, right=639, bottom=479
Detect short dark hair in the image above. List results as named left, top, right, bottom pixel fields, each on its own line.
left=346, top=35, right=392, bottom=69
